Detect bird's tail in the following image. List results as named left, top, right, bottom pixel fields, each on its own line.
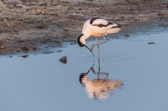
left=107, top=23, right=121, bottom=34
left=107, top=28, right=121, bottom=34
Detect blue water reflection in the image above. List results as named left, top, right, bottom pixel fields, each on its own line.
left=0, top=31, right=168, bottom=111
left=79, top=58, right=122, bottom=100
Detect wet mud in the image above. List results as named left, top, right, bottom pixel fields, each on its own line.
left=0, top=0, right=168, bottom=55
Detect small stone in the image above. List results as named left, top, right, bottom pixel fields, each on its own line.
left=33, top=47, right=37, bottom=50
left=57, top=50, right=62, bottom=53
left=21, top=55, right=29, bottom=58
left=124, top=34, right=130, bottom=37
left=148, top=42, right=155, bottom=45
left=59, top=56, right=67, bottom=64
left=16, top=50, right=21, bottom=52
left=18, top=40, right=24, bottom=43
left=21, top=46, right=29, bottom=51
left=36, top=24, right=47, bottom=29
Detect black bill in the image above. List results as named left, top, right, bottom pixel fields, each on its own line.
left=85, top=45, right=94, bottom=56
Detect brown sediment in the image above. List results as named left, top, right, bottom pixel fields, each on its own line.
left=0, top=0, right=168, bottom=55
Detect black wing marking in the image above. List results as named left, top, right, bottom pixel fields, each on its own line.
left=112, top=24, right=122, bottom=28
left=90, top=17, right=100, bottom=24
left=92, top=22, right=113, bottom=28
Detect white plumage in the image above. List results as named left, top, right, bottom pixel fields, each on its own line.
left=82, top=18, right=120, bottom=37
left=77, top=18, right=121, bottom=53
left=80, top=74, right=122, bottom=100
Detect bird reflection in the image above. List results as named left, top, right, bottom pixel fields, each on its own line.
left=79, top=59, right=123, bottom=100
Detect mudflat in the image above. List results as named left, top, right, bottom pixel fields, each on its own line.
left=0, top=0, right=168, bottom=55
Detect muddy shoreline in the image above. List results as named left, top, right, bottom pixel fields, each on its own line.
left=0, top=0, right=168, bottom=55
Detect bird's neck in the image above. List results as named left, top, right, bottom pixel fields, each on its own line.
left=82, top=76, right=88, bottom=84
left=80, top=34, right=90, bottom=45
left=82, top=34, right=90, bottom=39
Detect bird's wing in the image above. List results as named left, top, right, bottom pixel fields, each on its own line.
left=91, top=18, right=109, bottom=26
left=90, top=18, right=111, bottom=32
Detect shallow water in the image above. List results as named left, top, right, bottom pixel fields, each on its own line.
left=0, top=31, right=168, bottom=111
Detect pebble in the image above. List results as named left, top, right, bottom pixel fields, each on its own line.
left=21, top=55, right=29, bottom=58
left=21, top=46, right=29, bottom=51
left=124, top=34, right=130, bottom=37
left=59, top=56, right=67, bottom=64
left=148, top=42, right=155, bottom=45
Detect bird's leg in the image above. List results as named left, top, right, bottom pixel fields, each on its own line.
left=91, top=58, right=108, bottom=80
left=91, top=67, right=96, bottom=74
left=91, top=35, right=108, bottom=52
left=96, top=38, right=100, bottom=60
left=103, top=35, right=108, bottom=43
left=98, top=48, right=100, bottom=72
left=97, top=45, right=100, bottom=80
left=99, top=72, right=109, bottom=80
left=90, top=41, right=96, bottom=52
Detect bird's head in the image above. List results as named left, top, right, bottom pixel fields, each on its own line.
left=77, top=34, right=94, bottom=55
left=79, top=73, right=87, bottom=85
left=77, top=34, right=85, bottom=47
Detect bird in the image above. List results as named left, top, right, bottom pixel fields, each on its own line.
left=79, top=68, right=122, bottom=100
left=79, top=59, right=122, bottom=100
left=77, top=17, right=122, bottom=56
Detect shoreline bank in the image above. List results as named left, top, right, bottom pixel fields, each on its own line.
left=0, top=0, right=168, bottom=55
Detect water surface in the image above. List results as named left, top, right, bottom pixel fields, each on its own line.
left=0, top=31, right=168, bottom=111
